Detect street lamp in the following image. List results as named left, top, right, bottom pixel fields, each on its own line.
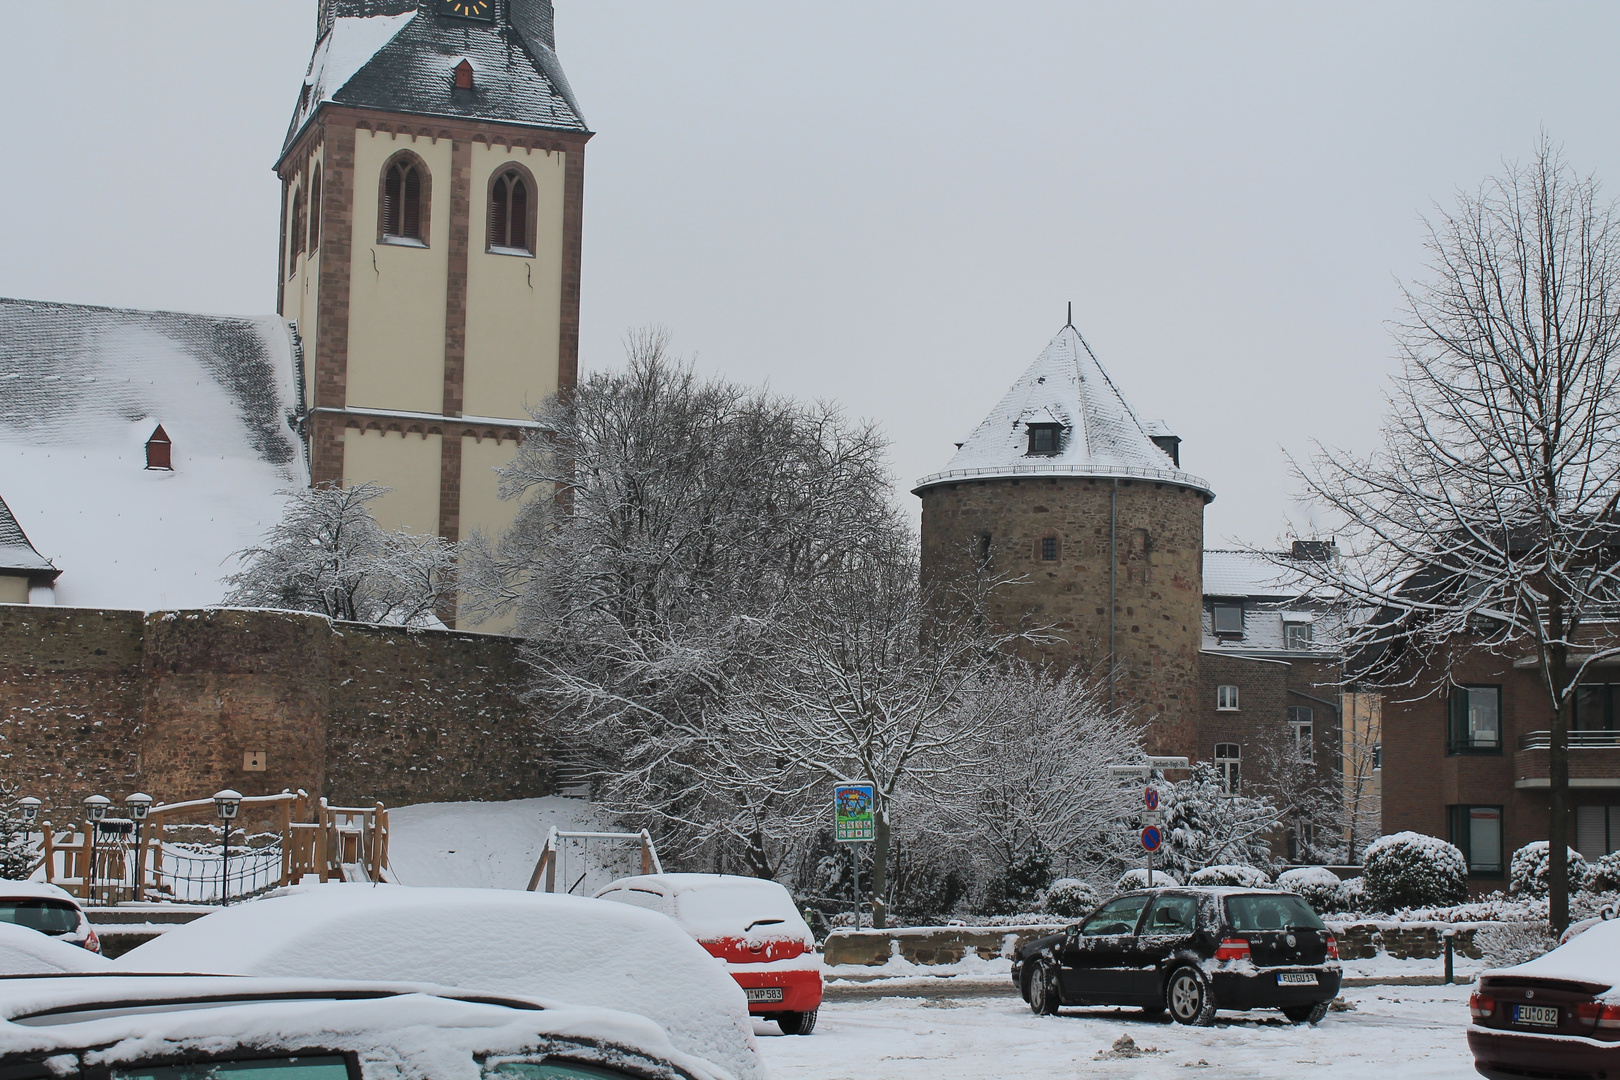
left=214, top=790, right=242, bottom=905
left=83, top=795, right=110, bottom=906
left=16, top=798, right=40, bottom=825
left=125, top=794, right=153, bottom=901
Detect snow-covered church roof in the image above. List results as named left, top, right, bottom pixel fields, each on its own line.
left=913, top=324, right=1215, bottom=498
left=0, top=298, right=307, bottom=610
left=0, top=494, right=56, bottom=581
left=282, top=0, right=587, bottom=159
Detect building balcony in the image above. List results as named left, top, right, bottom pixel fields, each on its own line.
left=1515, top=730, right=1620, bottom=788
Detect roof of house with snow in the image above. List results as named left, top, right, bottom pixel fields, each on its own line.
left=0, top=297, right=306, bottom=610
left=0, top=495, right=56, bottom=581
left=912, top=324, right=1215, bottom=498
left=283, top=0, right=586, bottom=158
left=1201, top=548, right=1349, bottom=658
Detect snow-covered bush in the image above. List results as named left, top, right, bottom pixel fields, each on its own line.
left=1509, top=842, right=1588, bottom=898
left=1588, top=852, right=1620, bottom=893
left=1362, top=832, right=1468, bottom=910
left=1335, top=875, right=1367, bottom=912
left=1042, top=879, right=1103, bottom=918
left=1117, top=869, right=1180, bottom=889
left=1188, top=864, right=1272, bottom=888
left=1276, top=866, right=1343, bottom=913
left=1475, top=922, right=1558, bottom=968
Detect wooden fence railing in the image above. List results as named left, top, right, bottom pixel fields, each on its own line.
left=36, top=791, right=390, bottom=904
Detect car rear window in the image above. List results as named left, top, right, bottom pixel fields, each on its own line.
left=673, top=884, right=804, bottom=938
left=0, top=899, right=80, bottom=936
left=1225, top=894, right=1325, bottom=932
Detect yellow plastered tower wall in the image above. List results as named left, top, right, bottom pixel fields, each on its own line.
left=275, top=0, right=589, bottom=630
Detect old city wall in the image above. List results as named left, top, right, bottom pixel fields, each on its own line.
left=0, top=606, right=548, bottom=824
left=919, top=475, right=1205, bottom=754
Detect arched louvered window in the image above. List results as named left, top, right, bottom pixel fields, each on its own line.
left=288, top=186, right=306, bottom=278
left=308, top=165, right=322, bottom=251
left=487, top=166, right=532, bottom=253
left=381, top=154, right=428, bottom=243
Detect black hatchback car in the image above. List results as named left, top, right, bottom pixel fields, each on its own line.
left=1012, top=887, right=1341, bottom=1026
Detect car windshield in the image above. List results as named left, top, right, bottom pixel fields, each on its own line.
left=0, top=899, right=80, bottom=936
left=1079, top=895, right=1150, bottom=937
left=117, top=1056, right=351, bottom=1080
left=1225, top=894, right=1325, bottom=932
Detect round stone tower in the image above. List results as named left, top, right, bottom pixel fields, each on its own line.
left=915, top=323, right=1214, bottom=755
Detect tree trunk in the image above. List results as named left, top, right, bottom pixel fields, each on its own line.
left=1549, top=644, right=1572, bottom=935
left=871, top=806, right=890, bottom=930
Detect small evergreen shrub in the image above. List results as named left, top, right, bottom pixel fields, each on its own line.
left=1117, top=868, right=1181, bottom=889
left=1362, top=832, right=1468, bottom=910
left=980, top=846, right=1055, bottom=916
left=1042, top=878, right=1104, bottom=918
left=1509, top=842, right=1589, bottom=898
left=1276, top=866, right=1343, bottom=913
left=1587, top=852, right=1620, bottom=893
left=1188, top=864, right=1272, bottom=888
left=1335, top=874, right=1367, bottom=912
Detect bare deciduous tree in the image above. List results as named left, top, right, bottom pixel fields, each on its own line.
left=1283, top=137, right=1620, bottom=931
left=224, top=481, right=456, bottom=626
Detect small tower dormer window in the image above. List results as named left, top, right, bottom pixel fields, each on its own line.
left=454, top=60, right=474, bottom=90
left=145, top=425, right=172, bottom=471
left=1026, top=422, right=1062, bottom=456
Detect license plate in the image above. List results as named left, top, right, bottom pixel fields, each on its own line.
left=745, top=987, right=784, bottom=1003
left=1513, top=1004, right=1559, bottom=1028
left=1277, top=973, right=1318, bottom=986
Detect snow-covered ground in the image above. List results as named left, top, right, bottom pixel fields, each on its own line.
left=757, top=985, right=1477, bottom=1080
left=388, top=797, right=647, bottom=895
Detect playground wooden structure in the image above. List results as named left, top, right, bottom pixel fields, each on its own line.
left=36, top=791, right=390, bottom=904
left=526, top=828, right=662, bottom=894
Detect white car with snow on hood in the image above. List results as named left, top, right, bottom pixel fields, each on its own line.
left=595, top=874, right=823, bottom=1035
left=0, top=881, right=100, bottom=953
left=0, top=923, right=112, bottom=976
left=0, top=973, right=730, bottom=1080
left=116, top=883, right=764, bottom=1080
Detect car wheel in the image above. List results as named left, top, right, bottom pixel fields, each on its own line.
left=778, top=1009, right=817, bottom=1035
left=1282, top=1001, right=1331, bottom=1025
left=1166, top=966, right=1216, bottom=1026
left=1028, top=959, right=1061, bottom=1016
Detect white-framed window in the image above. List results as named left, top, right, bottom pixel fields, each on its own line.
left=1212, top=603, right=1244, bottom=636
left=1216, top=684, right=1239, bottom=711
left=1214, top=743, right=1241, bottom=794
left=1288, top=705, right=1314, bottom=761
left=1283, top=620, right=1313, bottom=650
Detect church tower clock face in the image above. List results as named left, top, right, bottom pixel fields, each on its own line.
left=437, top=0, right=493, bottom=20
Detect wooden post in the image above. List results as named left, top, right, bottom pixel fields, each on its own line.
left=40, top=823, right=54, bottom=888
left=315, top=801, right=330, bottom=883
left=279, top=797, right=293, bottom=887
left=641, top=833, right=652, bottom=875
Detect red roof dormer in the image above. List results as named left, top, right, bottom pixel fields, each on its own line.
left=145, top=425, right=173, bottom=471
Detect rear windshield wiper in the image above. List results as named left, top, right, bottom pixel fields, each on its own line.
left=745, top=918, right=786, bottom=932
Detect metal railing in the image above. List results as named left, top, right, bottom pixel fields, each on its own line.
left=1518, top=730, right=1620, bottom=750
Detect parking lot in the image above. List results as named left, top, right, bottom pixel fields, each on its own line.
left=756, top=984, right=1477, bottom=1080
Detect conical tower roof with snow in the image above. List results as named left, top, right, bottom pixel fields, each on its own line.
left=913, top=324, right=1214, bottom=500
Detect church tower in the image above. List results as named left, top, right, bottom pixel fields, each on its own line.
left=914, top=323, right=1214, bottom=754
left=275, top=0, right=589, bottom=629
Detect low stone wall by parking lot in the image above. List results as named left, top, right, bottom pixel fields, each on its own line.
left=1327, top=922, right=1486, bottom=960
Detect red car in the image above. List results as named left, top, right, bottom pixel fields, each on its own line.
left=596, top=873, right=823, bottom=1034
left=1469, top=916, right=1620, bottom=1079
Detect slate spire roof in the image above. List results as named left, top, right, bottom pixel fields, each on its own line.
left=913, top=324, right=1215, bottom=499
left=283, top=0, right=587, bottom=157
left=0, top=494, right=56, bottom=581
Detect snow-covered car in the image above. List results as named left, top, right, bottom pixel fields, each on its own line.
left=118, top=883, right=764, bottom=1080
left=1011, top=887, right=1341, bottom=1025
left=595, top=873, right=824, bottom=1035
left=0, top=880, right=99, bottom=953
left=0, top=923, right=113, bottom=975
left=0, top=973, right=730, bottom=1080
left=1469, top=916, right=1620, bottom=1079
left=1559, top=903, right=1618, bottom=945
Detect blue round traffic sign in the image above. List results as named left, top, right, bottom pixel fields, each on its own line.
left=1141, top=825, right=1162, bottom=851
left=1145, top=787, right=1160, bottom=811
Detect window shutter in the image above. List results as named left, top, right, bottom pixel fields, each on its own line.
left=511, top=176, right=528, bottom=251
left=403, top=167, right=421, bottom=238
left=489, top=176, right=508, bottom=249
left=383, top=166, right=401, bottom=236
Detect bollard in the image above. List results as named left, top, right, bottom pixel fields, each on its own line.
left=1443, top=928, right=1455, bottom=985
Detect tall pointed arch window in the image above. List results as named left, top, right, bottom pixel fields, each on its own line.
left=308, top=165, right=322, bottom=251
left=287, top=185, right=306, bottom=278
left=487, top=164, right=535, bottom=254
left=379, top=152, right=430, bottom=245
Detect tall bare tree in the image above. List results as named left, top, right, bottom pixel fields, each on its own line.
left=1283, top=137, right=1620, bottom=931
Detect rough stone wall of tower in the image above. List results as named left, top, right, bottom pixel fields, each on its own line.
left=919, top=475, right=1205, bottom=754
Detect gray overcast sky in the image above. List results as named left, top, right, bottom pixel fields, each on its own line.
left=4, top=2, right=1618, bottom=543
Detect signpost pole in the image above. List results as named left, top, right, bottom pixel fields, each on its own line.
left=853, top=848, right=861, bottom=931
left=833, top=781, right=876, bottom=933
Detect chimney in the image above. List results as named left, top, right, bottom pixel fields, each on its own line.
left=145, top=424, right=173, bottom=471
